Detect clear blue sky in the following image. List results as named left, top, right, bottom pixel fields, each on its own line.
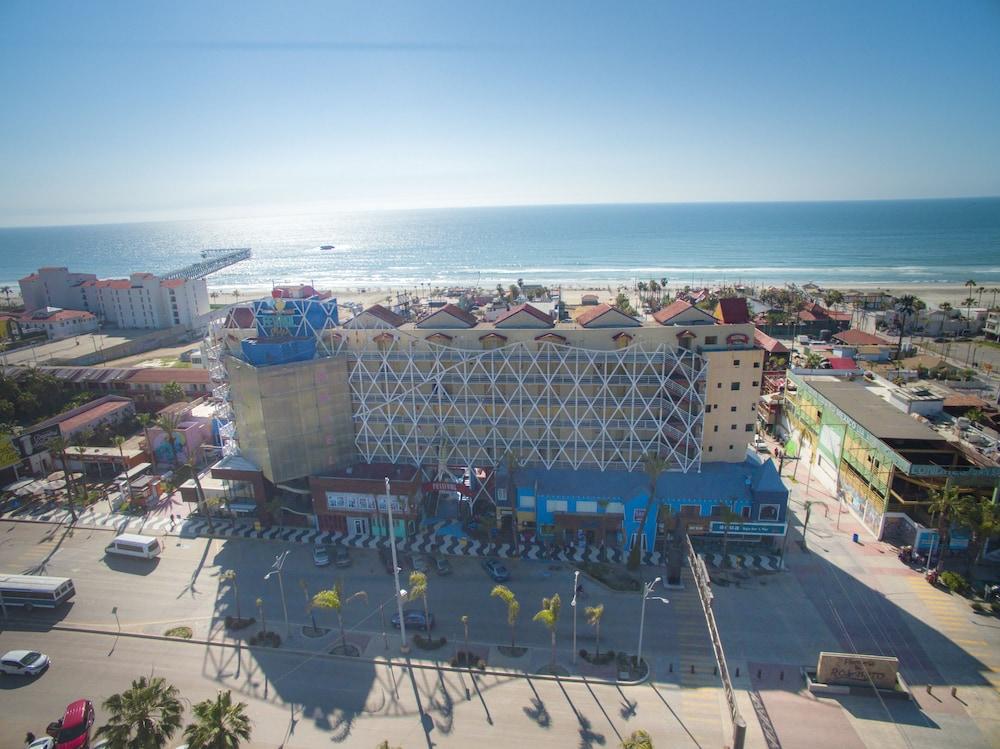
left=1, top=0, right=998, bottom=226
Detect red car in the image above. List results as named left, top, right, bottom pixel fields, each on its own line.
left=47, top=699, right=95, bottom=749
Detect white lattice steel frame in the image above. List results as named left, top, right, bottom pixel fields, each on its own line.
left=349, top=337, right=706, bottom=473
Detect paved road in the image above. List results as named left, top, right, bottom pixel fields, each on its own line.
left=0, top=626, right=729, bottom=749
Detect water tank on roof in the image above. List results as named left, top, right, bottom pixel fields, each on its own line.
left=955, top=417, right=971, bottom=430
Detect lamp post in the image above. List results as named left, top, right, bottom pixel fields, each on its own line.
left=571, top=570, right=580, bottom=665
left=386, top=477, right=409, bottom=653
left=636, top=577, right=669, bottom=674
left=264, top=550, right=290, bottom=639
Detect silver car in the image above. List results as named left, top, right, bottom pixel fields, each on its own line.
left=411, top=553, right=430, bottom=573
left=0, top=649, right=50, bottom=676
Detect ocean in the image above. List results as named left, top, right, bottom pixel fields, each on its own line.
left=1, top=198, right=999, bottom=291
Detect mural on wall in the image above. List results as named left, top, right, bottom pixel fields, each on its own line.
left=155, top=433, right=187, bottom=465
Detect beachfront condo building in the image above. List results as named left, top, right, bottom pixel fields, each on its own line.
left=19, top=266, right=209, bottom=330
left=209, top=297, right=786, bottom=550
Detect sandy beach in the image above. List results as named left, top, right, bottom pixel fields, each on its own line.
left=204, top=282, right=991, bottom=312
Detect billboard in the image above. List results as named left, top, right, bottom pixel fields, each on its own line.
left=709, top=521, right=787, bottom=536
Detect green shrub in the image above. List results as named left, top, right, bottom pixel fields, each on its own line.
left=939, top=571, right=969, bottom=594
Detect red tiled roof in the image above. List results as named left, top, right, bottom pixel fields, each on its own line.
left=432, top=303, right=478, bottom=327
left=653, top=299, right=692, bottom=324
left=19, top=273, right=39, bottom=282
left=22, top=309, right=95, bottom=322
left=753, top=329, right=788, bottom=354
left=575, top=303, right=640, bottom=327
left=827, top=311, right=852, bottom=321
left=161, top=278, right=186, bottom=288
left=828, top=357, right=858, bottom=370
left=125, top=368, right=211, bottom=384
left=106, top=279, right=133, bottom=289
left=942, top=394, right=988, bottom=409
left=534, top=332, right=566, bottom=342
left=224, top=307, right=255, bottom=328
left=612, top=332, right=633, bottom=341
left=362, top=304, right=404, bottom=327
left=493, top=303, right=553, bottom=327
left=798, top=310, right=822, bottom=322
left=426, top=332, right=453, bottom=341
left=833, top=329, right=890, bottom=346
left=479, top=332, right=508, bottom=341
left=675, top=329, right=696, bottom=338
left=714, top=297, right=750, bottom=324
left=57, top=400, right=133, bottom=434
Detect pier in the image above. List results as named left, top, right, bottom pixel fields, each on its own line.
left=163, top=247, right=252, bottom=280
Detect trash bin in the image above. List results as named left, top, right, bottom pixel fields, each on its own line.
left=852, top=532, right=859, bottom=543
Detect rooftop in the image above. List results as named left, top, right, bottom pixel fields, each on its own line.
left=833, top=329, right=891, bottom=346
left=801, top=376, right=942, bottom=441
left=125, top=368, right=211, bottom=384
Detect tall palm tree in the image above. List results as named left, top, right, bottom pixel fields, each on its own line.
left=97, top=676, right=183, bottom=749
left=0, top=285, right=12, bottom=309
left=408, top=570, right=431, bottom=633
left=155, top=413, right=183, bottom=469
left=929, top=483, right=963, bottom=573
left=954, top=493, right=1000, bottom=577
left=804, top=352, right=825, bottom=369
left=182, top=690, right=252, bottom=749
left=73, top=444, right=89, bottom=503
left=989, top=287, right=1000, bottom=310
left=628, top=453, right=668, bottom=570
left=533, top=593, right=561, bottom=670
left=490, top=584, right=520, bottom=648
left=221, top=569, right=241, bottom=622
left=962, top=298, right=977, bottom=332
left=312, top=581, right=367, bottom=649
left=137, top=413, right=154, bottom=465
left=585, top=603, right=605, bottom=657
left=894, top=295, right=918, bottom=362
left=964, top=278, right=977, bottom=325
left=620, top=730, right=654, bottom=749
left=113, top=435, right=133, bottom=504
left=47, top=436, right=78, bottom=521
left=189, top=454, right=215, bottom=533
left=719, top=506, right=742, bottom=566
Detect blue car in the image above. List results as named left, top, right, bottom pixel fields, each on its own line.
left=482, top=559, right=510, bottom=582
left=391, top=609, right=435, bottom=631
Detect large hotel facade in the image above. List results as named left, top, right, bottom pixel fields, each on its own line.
left=210, top=296, right=787, bottom=550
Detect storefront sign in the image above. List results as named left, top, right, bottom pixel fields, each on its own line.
left=326, top=491, right=402, bottom=513
left=422, top=481, right=472, bottom=498
left=708, top=521, right=787, bottom=536
left=816, top=652, right=899, bottom=689
left=633, top=508, right=646, bottom=522
left=20, top=425, right=61, bottom=457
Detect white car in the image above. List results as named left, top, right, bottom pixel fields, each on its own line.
left=0, top=649, right=50, bottom=676
left=28, top=738, right=55, bottom=749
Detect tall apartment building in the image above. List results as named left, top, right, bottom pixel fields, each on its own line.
left=19, top=267, right=209, bottom=330
left=213, top=298, right=784, bottom=547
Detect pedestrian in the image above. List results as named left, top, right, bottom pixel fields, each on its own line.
left=169, top=513, right=176, bottom=530
left=25, top=732, right=36, bottom=745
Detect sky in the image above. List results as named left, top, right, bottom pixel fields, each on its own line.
left=1, top=0, right=999, bottom=227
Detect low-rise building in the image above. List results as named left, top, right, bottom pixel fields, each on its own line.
left=32, top=395, right=135, bottom=442
left=123, top=368, right=212, bottom=407
left=309, top=462, right=423, bottom=537
left=18, top=308, right=98, bottom=340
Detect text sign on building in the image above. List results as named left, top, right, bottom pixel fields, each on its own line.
left=816, top=652, right=899, bottom=689
left=325, top=492, right=402, bottom=513
left=708, top=521, right=787, bottom=536
left=422, top=481, right=472, bottom=498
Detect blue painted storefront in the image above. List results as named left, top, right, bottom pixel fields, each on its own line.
left=515, top=457, right=788, bottom=550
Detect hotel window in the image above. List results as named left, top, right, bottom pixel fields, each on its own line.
left=745, top=424, right=753, bottom=432
left=759, top=504, right=779, bottom=521
left=731, top=424, right=737, bottom=430
left=753, top=362, right=760, bottom=368
left=730, top=406, right=737, bottom=412
left=704, top=336, right=717, bottom=345
left=733, top=359, right=740, bottom=366
left=518, top=495, right=535, bottom=509
left=713, top=425, right=718, bottom=432
left=752, top=381, right=759, bottom=387
left=547, top=499, right=568, bottom=513
left=707, top=446, right=713, bottom=452
left=731, top=382, right=740, bottom=391
left=729, top=444, right=734, bottom=450
left=576, top=500, right=598, bottom=513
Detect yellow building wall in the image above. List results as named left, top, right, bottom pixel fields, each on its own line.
left=701, top=348, right=765, bottom=462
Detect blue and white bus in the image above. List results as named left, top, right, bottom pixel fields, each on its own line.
left=0, top=574, right=75, bottom=612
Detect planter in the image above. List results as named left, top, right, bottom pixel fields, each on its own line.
left=224, top=616, right=256, bottom=631
left=497, top=645, right=528, bottom=658
left=249, top=631, right=281, bottom=648
left=413, top=634, right=447, bottom=651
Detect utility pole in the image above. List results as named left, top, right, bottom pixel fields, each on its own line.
left=264, top=550, right=290, bottom=639
left=386, top=477, right=409, bottom=653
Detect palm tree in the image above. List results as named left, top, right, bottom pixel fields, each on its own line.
left=801, top=500, right=814, bottom=549
left=312, top=581, right=367, bottom=650
left=585, top=603, right=605, bottom=657
left=183, top=690, right=252, bottom=749
left=637, top=282, right=648, bottom=306
left=155, top=413, right=183, bottom=469
left=719, top=506, right=742, bottom=567
left=221, top=569, right=241, bottom=622
left=490, top=584, right=520, bottom=648
left=929, top=484, right=963, bottom=573
left=113, top=435, right=133, bottom=504
left=137, top=412, right=154, bottom=466
left=0, top=285, right=12, bottom=309
left=803, top=351, right=825, bottom=369
left=628, top=453, right=668, bottom=570
left=620, top=729, right=654, bottom=749
left=894, top=295, right=918, bottom=362
left=408, top=570, right=431, bottom=634
left=989, top=288, right=1000, bottom=310
left=533, top=593, right=561, bottom=670
left=964, top=277, right=977, bottom=321
left=954, top=494, right=1000, bottom=577
left=189, top=455, right=215, bottom=533
left=97, top=676, right=183, bottom=749
left=73, top=444, right=89, bottom=503
left=47, top=436, right=78, bottom=522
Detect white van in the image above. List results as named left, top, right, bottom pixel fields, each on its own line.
left=105, top=533, right=162, bottom=560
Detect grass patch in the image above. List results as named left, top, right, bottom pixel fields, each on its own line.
left=329, top=642, right=361, bottom=656
left=576, top=561, right=641, bottom=592
left=249, top=631, right=281, bottom=648
left=413, top=634, right=447, bottom=650
left=165, top=626, right=192, bottom=639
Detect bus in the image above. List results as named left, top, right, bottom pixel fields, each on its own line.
left=0, top=574, right=75, bottom=612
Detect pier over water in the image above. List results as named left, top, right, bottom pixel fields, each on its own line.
left=163, top=248, right=251, bottom=280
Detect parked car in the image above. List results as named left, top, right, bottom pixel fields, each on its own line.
left=378, top=547, right=397, bottom=575
left=49, top=699, right=94, bottom=749
left=0, top=649, right=50, bottom=676
left=333, top=546, right=351, bottom=568
left=434, top=555, right=452, bottom=575
left=391, top=609, right=435, bottom=631
left=752, top=439, right=770, bottom=453
left=411, top=553, right=430, bottom=573
left=482, top=558, right=510, bottom=582
left=312, top=545, right=330, bottom=567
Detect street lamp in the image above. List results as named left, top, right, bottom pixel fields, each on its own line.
left=571, top=570, right=580, bottom=664
left=636, top=577, right=669, bottom=676
left=264, top=550, right=290, bottom=639
left=386, top=477, right=409, bottom=654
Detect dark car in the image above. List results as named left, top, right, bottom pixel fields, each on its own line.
left=482, top=558, right=510, bottom=582
left=333, top=546, right=351, bottom=568
left=378, top=547, right=395, bottom=574
left=391, top=609, right=435, bottom=631
left=50, top=699, right=94, bottom=749
left=434, top=555, right=452, bottom=575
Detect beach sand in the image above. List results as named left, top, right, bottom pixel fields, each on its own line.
left=205, top=282, right=988, bottom=311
